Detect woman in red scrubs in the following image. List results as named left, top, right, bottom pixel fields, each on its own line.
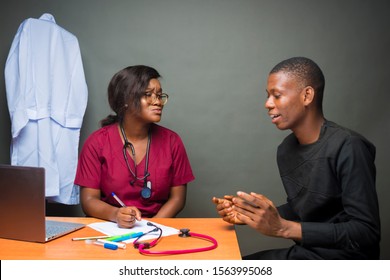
left=75, top=65, right=195, bottom=228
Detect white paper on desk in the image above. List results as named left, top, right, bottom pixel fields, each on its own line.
left=88, top=219, right=179, bottom=243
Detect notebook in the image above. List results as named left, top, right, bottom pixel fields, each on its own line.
left=0, top=164, right=85, bottom=243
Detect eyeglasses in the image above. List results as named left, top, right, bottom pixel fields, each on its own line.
left=144, top=92, right=169, bottom=105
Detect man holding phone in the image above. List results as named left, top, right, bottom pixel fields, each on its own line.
left=213, top=57, right=381, bottom=259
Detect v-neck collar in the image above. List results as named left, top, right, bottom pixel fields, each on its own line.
left=115, top=123, right=151, bottom=168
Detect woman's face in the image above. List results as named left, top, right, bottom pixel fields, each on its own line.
left=137, top=78, right=165, bottom=123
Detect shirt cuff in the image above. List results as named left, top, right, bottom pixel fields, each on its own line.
left=301, top=222, right=335, bottom=247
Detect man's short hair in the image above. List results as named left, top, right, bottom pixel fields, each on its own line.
left=270, top=57, right=325, bottom=107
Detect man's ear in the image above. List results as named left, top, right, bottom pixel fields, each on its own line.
left=302, top=86, right=315, bottom=106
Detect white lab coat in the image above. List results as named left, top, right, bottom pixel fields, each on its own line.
left=5, top=13, right=88, bottom=204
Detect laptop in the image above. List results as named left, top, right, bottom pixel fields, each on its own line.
left=0, top=164, right=85, bottom=242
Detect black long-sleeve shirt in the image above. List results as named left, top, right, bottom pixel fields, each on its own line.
left=276, top=120, right=380, bottom=259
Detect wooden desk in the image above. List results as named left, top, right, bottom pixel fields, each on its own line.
left=0, top=217, right=241, bottom=260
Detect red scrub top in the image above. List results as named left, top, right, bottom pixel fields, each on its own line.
left=75, top=123, right=195, bottom=217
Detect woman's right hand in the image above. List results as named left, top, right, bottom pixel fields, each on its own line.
left=115, top=206, right=142, bottom=228
left=80, top=187, right=143, bottom=228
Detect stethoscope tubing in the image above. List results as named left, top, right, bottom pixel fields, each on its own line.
left=136, top=232, right=218, bottom=255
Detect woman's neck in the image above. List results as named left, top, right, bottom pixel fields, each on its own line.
left=120, top=118, right=151, bottom=142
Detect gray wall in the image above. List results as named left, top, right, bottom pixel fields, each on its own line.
left=1, top=0, right=389, bottom=259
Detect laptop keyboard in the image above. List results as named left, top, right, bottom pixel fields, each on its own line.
left=45, top=220, right=84, bottom=239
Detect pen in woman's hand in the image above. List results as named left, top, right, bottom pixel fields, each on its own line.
left=112, top=192, right=126, bottom=207
left=112, top=192, right=136, bottom=222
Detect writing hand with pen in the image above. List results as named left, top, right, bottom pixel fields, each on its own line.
left=112, top=192, right=142, bottom=228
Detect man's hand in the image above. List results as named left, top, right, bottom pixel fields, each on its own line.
left=212, top=195, right=245, bottom=225
left=232, top=191, right=302, bottom=240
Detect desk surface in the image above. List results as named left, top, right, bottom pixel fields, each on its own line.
left=0, top=217, right=241, bottom=260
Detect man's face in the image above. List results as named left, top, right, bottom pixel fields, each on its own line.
left=265, top=71, right=306, bottom=131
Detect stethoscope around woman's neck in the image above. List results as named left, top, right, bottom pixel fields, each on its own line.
left=119, top=121, right=152, bottom=199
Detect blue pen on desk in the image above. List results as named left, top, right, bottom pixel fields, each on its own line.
left=112, top=192, right=126, bottom=207
left=93, top=241, right=118, bottom=250
left=96, top=239, right=126, bottom=249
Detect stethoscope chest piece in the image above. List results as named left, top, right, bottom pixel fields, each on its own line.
left=141, top=186, right=151, bottom=199
left=179, top=228, right=191, bottom=237
left=141, top=181, right=152, bottom=199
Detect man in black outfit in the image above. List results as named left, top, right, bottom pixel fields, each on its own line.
left=213, top=57, right=381, bottom=259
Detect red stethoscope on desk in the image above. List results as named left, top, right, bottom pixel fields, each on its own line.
left=133, top=222, right=218, bottom=255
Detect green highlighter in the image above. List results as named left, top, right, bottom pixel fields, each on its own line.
left=105, top=232, right=144, bottom=242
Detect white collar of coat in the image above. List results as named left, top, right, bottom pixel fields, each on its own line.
left=39, top=13, right=56, bottom=23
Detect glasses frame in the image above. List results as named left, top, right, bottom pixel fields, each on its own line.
left=143, top=92, right=169, bottom=105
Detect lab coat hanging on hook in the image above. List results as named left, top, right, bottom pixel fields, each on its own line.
left=5, top=13, right=88, bottom=204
